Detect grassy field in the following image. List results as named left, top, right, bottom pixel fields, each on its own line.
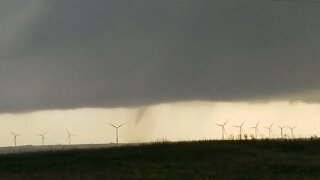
left=0, top=139, right=319, bottom=180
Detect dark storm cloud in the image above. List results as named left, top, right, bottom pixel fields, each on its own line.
left=0, top=0, right=320, bottom=112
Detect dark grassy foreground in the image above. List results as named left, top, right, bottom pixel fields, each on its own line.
left=0, top=139, right=320, bottom=180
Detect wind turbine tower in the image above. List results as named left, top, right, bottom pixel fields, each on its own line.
left=109, top=123, right=125, bottom=144
left=233, top=121, right=245, bottom=140
left=251, top=121, right=261, bottom=139
left=215, top=120, right=229, bottom=140
left=37, top=131, right=48, bottom=146
left=278, top=126, right=286, bottom=139
left=11, top=131, right=21, bottom=147
left=264, top=123, right=273, bottom=139
left=287, top=126, right=297, bottom=139
left=67, top=130, right=75, bottom=145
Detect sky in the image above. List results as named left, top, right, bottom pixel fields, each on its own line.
left=0, top=0, right=319, bottom=146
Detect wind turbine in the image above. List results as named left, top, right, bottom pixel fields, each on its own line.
left=67, top=130, right=75, bottom=145
left=251, top=121, right=261, bottom=139
left=287, top=126, right=297, bottom=139
left=215, top=120, right=229, bottom=140
left=264, top=123, right=273, bottom=139
left=278, top=126, right=286, bottom=139
left=233, top=121, right=245, bottom=140
left=109, top=123, right=125, bottom=144
left=11, top=131, right=21, bottom=147
left=37, top=131, right=48, bottom=146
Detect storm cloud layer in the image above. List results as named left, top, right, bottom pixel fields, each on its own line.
left=0, top=0, right=320, bottom=112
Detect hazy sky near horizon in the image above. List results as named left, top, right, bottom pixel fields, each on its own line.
left=0, top=101, right=319, bottom=147
left=0, top=0, right=319, bottom=146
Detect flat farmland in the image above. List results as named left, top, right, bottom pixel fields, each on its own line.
left=0, top=139, right=319, bottom=179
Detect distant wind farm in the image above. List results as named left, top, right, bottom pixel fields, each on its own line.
left=0, top=117, right=308, bottom=150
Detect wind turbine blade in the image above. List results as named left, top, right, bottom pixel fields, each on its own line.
left=118, top=123, right=125, bottom=128
left=223, top=120, right=229, bottom=126
left=11, top=131, right=15, bottom=136
left=215, top=123, right=222, bottom=126
left=257, top=128, right=261, bottom=134
left=241, top=121, right=245, bottom=126
left=108, top=123, right=117, bottom=128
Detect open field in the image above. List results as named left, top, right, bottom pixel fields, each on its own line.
left=0, top=143, right=132, bottom=155
left=0, top=139, right=319, bottom=179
